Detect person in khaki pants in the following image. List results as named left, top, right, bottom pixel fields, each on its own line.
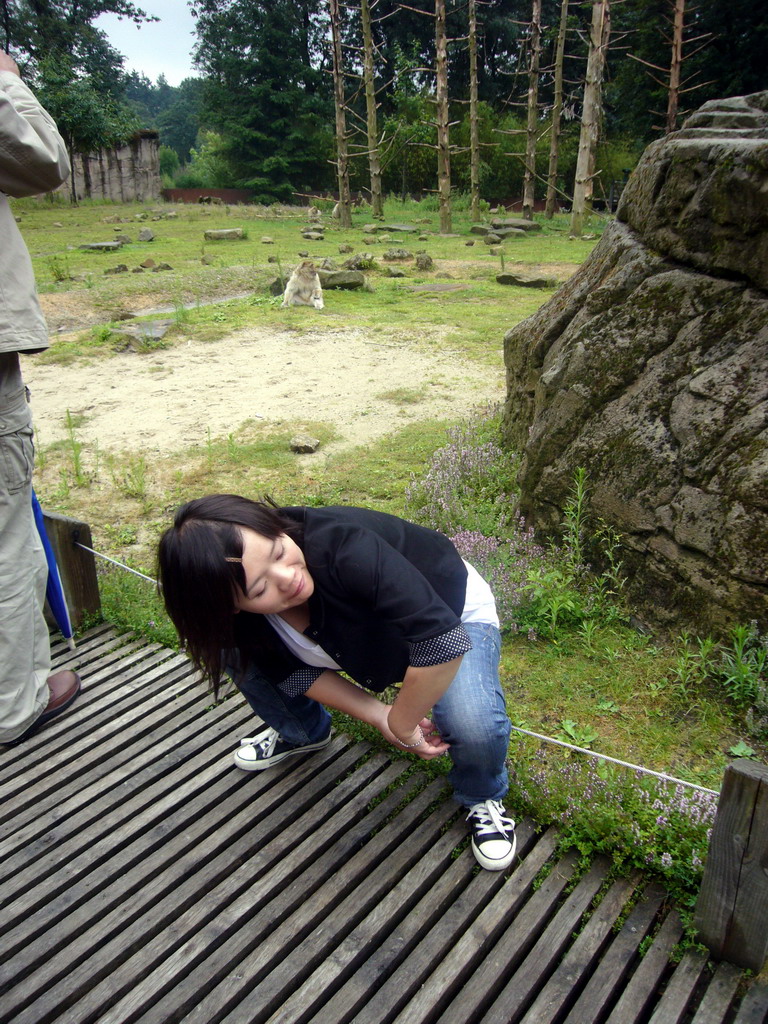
left=0, top=50, right=80, bottom=744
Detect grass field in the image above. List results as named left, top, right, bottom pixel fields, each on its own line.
left=14, top=193, right=767, bottom=916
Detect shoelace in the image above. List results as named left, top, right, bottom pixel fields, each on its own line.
left=239, top=726, right=279, bottom=754
left=467, top=801, right=515, bottom=837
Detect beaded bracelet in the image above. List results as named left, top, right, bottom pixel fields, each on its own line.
left=392, top=726, right=425, bottom=749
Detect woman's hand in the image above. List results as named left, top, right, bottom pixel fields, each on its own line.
left=382, top=710, right=450, bottom=760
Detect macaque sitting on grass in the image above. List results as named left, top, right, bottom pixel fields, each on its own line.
left=281, top=260, right=324, bottom=310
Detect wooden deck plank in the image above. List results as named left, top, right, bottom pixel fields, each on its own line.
left=647, top=949, right=710, bottom=1024
left=9, top=743, right=408, bottom=1024
left=346, top=821, right=551, bottom=1024
left=0, top=694, right=255, bottom=908
left=0, top=654, right=204, bottom=843
left=389, top=836, right=577, bottom=1024
left=518, top=873, right=641, bottom=1024
left=261, top=817, right=476, bottom=1024
left=689, top=962, right=743, bottom=1024
left=604, top=909, right=685, bottom=1024
left=2, top=737, right=381, bottom=1020
left=732, top=983, right=768, bottom=1024
left=307, top=822, right=540, bottom=1024
left=1, top=627, right=765, bottom=1024
left=476, top=857, right=613, bottom=1024
left=562, top=882, right=668, bottom=1024
left=98, top=780, right=455, bottom=1024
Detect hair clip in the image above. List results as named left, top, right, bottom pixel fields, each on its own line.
left=224, top=557, right=243, bottom=563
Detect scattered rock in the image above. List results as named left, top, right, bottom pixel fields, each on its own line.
left=363, top=224, right=379, bottom=233
left=302, top=231, right=324, bottom=241
left=338, top=244, right=354, bottom=253
left=317, top=269, right=366, bottom=289
left=380, top=223, right=418, bottom=232
left=465, top=240, right=475, bottom=246
left=104, top=264, right=129, bottom=275
left=386, top=267, right=407, bottom=278
left=114, top=234, right=132, bottom=244
left=112, top=319, right=173, bottom=349
left=52, top=221, right=63, bottom=228
left=151, top=263, right=173, bottom=272
left=362, top=235, right=378, bottom=244
left=291, top=434, right=321, bottom=454
left=493, top=227, right=527, bottom=240
left=383, top=248, right=413, bottom=261
left=490, top=217, right=542, bottom=232
left=418, top=234, right=429, bottom=241
left=79, top=241, right=123, bottom=252
left=496, top=272, right=557, bottom=288
left=415, top=253, right=434, bottom=271
left=140, top=258, right=156, bottom=268
left=343, top=253, right=376, bottom=271
left=261, top=236, right=274, bottom=244
left=297, top=250, right=310, bottom=258
left=269, top=276, right=287, bottom=295
left=267, top=255, right=278, bottom=263
left=485, top=233, right=503, bottom=245
left=319, top=257, right=336, bottom=270
left=470, top=224, right=490, bottom=235
left=138, top=228, right=155, bottom=242
left=203, top=228, right=242, bottom=241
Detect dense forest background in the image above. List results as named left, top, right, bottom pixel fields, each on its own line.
left=3, top=0, right=767, bottom=204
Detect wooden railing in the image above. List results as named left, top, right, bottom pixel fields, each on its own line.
left=43, top=512, right=768, bottom=973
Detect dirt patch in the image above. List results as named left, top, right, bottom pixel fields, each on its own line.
left=25, top=323, right=504, bottom=456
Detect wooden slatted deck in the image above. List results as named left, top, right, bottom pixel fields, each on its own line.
left=1, top=625, right=767, bottom=1024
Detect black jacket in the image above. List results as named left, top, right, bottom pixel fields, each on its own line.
left=232, top=506, right=471, bottom=694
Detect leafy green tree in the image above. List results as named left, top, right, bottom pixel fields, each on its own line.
left=173, top=130, right=232, bottom=188
left=192, top=0, right=335, bottom=202
left=35, top=53, right=139, bottom=198
left=3, top=0, right=155, bottom=93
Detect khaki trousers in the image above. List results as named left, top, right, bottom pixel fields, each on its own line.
left=0, top=352, right=50, bottom=742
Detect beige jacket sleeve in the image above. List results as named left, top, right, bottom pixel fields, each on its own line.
left=0, top=70, right=70, bottom=197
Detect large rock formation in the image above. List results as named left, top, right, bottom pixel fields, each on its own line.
left=502, top=93, right=768, bottom=632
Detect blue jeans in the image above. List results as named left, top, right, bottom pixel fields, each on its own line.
left=231, top=621, right=510, bottom=808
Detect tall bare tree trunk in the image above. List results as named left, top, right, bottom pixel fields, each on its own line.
left=329, top=0, right=353, bottom=228
left=468, top=0, right=481, bottom=221
left=361, top=0, right=384, bottom=217
left=545, top=0, right=569, bottom=218
left=522, top=0, right=541, bottom=221
left=570, top=0, right=610, bottom=237
left=666, top=0, right=684, bottom=132
left=435, top=0, right=452, bottom=233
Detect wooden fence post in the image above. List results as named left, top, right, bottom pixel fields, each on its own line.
left=42, top=512, right=101, bottom=631
left=694, top=758, right=768, bottom=972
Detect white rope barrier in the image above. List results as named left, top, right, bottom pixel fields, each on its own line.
left=75, top=541, right=721, bottom=797
left=510, top=725, right=720, bottom=795
left=75, top=542, right=157, bottom=584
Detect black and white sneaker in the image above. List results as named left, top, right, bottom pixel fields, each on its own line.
left=466, top=799, right=517, bottom=871
left=233, top=727, right=332, bottom=771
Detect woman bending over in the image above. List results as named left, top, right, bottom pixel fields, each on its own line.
left=158, top=495, right=516, bottom=871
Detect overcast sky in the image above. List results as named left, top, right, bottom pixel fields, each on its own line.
left=95, top=0, right=198, bottom=86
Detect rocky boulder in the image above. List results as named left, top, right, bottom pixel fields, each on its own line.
left=501, top=92, right=768, bottom=633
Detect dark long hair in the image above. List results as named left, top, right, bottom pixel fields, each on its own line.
left=157, top=494, right=302, bottom=688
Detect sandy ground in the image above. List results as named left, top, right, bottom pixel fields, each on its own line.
left=24, top=322, right=504, bottom=456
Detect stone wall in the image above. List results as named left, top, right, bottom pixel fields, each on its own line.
left=501, top=93, right=768, bottom=633
left=69, top=130, right=161, bottom=203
